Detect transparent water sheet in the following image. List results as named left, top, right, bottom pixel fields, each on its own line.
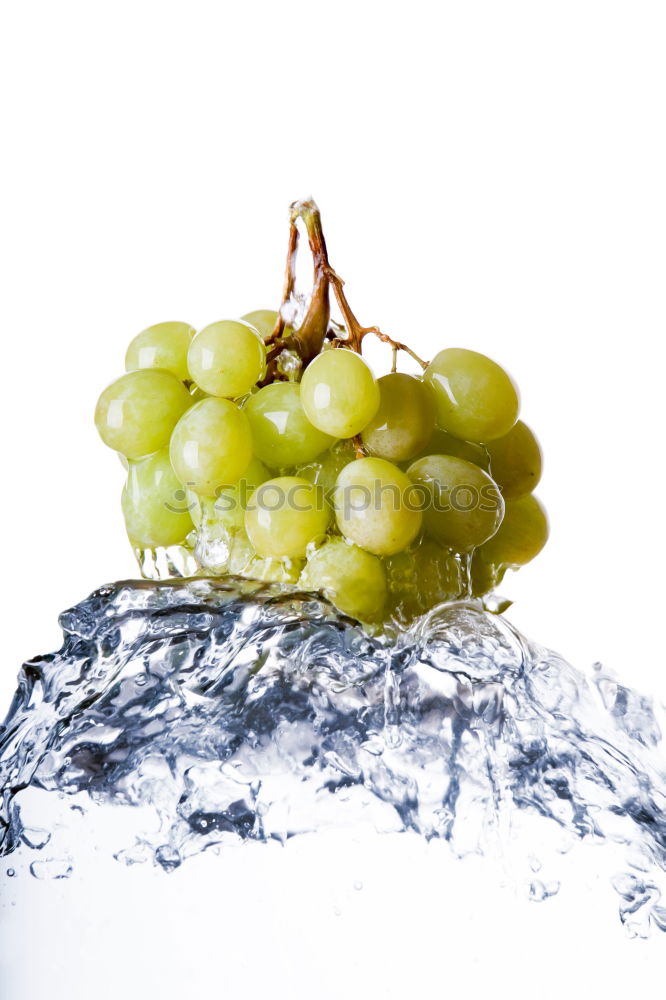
left=1, top=577, right=665, bottom=937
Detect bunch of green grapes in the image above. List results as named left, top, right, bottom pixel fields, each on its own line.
left=96, top=272, right=548, bottom=626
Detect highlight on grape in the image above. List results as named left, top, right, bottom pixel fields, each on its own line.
left=95, top=199, right=548, bottom=624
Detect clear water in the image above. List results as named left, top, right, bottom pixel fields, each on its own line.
left=2, top=577, right=666, bottom=938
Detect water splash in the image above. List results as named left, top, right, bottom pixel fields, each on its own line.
left=1, top=578, right=666, bottom=936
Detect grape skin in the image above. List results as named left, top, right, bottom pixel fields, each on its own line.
left=300, top=539, right=387, bottom=622
left=486, top=420, right=542, bottom=499
left=407, top=453, right=504, bottom=552
left=244, top=476, right=330, bottom=559
left=122, top=449, right=194, bottom=548
left=333, top=457, right=422, bottom=556
left=385, top=539, right=462, bottom=620
left=300, top=349, right=380, bottom=438
left=95, top=369, right=192, bottom=459
left=409, top=428, right=490, bottom=470
left=470, top=554, right=506, bottom=597
left=244, top=382, right=336, bottom=468
left=125, top=322, right=195, bottom=382
left=475, top=494, right=548, bottom=568
left=361, top=373, right=436, bottom=462
left=169, top=397, right=253, bottom=496
left=188, top=320, right=267, bottom=399
left=241, top=310, right=279, bottom=339
left=425, top=348, right=519, bottom=442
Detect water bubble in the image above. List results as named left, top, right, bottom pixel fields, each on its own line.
left=29, top=859, right=73, bottom=881
left=528, top=880, right=560, bottom=903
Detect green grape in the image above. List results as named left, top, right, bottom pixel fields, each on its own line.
left=410, top=428, right=490, bottom=470
left=407, top=454, right=504, bottom=551
left=245, top=476, right=330, bottom=559
left=361, top=373, right=436, bottom=461
left=125, top=322, right=195, bottom=382
left=95, top=369, right=192, bottom=459
left=296, top=441, right=356, bottom=499
left=486, top=420, right=542, bottom=499
left=243, top=382, right=336, bottom=468
left=187, top=320, right=267, bottom=398
left=121, top=449, right=194, bottom=548
left=246, top=554, right=305, bottom=584
left=241, top=309, right=278, bottom=339
left=300, top=538, right=387, bottom=622
left=241, top=310, right=293, bottom=344
left=475, top=494, right=548, bottom=568
left=386, top=539, right=462, bottom=620
left=424, top=348, right=520, bottom=442
left=470, top=553, right=507, bottom=597
left=241, top=310, right=279, bottom=340
left=300, top=349, right=380, bottom=438
left=333, top=457, right=422, bottom=556
left=169, top=397, right=253, bottom=496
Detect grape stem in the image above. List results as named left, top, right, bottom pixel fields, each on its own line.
left=264, top=199, right=429, bottom=378
left=352, top=434, right=367, bottom=459
left=264, top=200, right=330, bottom=373
left=325, top=267, right=429, bottom=369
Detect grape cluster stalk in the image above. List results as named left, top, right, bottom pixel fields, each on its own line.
left=95, top=199, right=549, bottom=624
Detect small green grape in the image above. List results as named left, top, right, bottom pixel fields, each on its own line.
left=425, top=348, right=519, bottom=442
left=241, top=310, right=279, bottom=340
left=470, top=553, right=507, bottom=597
left=386, top=539, right=462, bottom=620
left=407, top=454, right=504, bottom=551
left=245, top=476, right=330, bottom=559
left=300, top=538, right=387, bottom=622
left=122, top=449, right=194, bottom=548
left=300, top=349, right=380, bottom=438
left=486, top=420, right=542, bottom=499
left=244, top=382, right=336, bottom=468
left=475, top=494, right=548, bottom=567
left=410, top=428, right=490, bottom=470
left=246, top=554, right=305, bottom=584
left=169, top=397, right=253, bottom=496
left=125, top=322, right=195, bottom=382
left=333, top=457, right=422, bottom=556
left=188, top=320, right=267, bottom=398
left=361, top=373, right=436, bottom=461
left=95, top=369, right=192, bottom=459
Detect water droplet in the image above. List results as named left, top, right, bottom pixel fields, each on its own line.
left=29, top=859, right=73, bottom=881
left=6, top=868, right=15, bottom=878
left=528, top=879, right=560, bottom=902
left=353, top=880, right=363, bottom=891
left=21, top=827, right=51, bottom=850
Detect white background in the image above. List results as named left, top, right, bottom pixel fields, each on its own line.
left=1, top=1, right=666, bottom=993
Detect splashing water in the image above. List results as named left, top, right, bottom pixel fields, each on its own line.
left=1, top=578, right=666, bottom=937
